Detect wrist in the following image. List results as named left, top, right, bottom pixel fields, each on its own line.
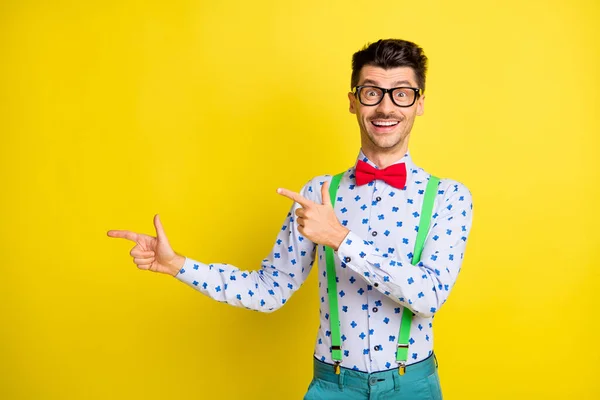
left=168, top=254, right=186, bottom=277
left=330, top=227, right=350, bottom=251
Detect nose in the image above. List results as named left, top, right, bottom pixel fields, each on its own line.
left=375, top=92, right=396, bottom=114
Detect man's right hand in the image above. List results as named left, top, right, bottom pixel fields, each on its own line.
left=107, top=214, right=185, bottom=277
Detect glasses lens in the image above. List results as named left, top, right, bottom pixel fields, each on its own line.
left=358, top=86, right=383, bottom=105
left=391, top=88, right=417, bottom=106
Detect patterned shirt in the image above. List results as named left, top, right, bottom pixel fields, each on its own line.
left=175, top=150, right=474, bottom=373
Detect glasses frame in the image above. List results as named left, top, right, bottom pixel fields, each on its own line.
left=353, top=85, right=422, bottom=108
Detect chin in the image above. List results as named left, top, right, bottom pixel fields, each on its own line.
left=377, top=143, right=401, bottom=150
left=369, top=135, right=401, bottom=149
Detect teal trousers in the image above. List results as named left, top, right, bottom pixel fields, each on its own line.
left=303, top=354, right=442, bottom=400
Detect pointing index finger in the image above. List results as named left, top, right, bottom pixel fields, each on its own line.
left=277, top=188, right=313, bottom=208
left=107, top=230, right=139, bottom=243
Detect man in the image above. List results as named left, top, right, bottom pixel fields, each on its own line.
left=108, top=39, right=473, bottom=399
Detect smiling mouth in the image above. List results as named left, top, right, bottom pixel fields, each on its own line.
left=371, top=121, right=399, bottom=127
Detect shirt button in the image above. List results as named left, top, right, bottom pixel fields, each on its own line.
left=344, top=257, right=351, bottom=263
left=372, top=307, right=378, bottom=313
left=374, top=282, right=379, bottom=287
left=374, top=345, right=381, bottom=351
left=376, top=196, right=382, bottom=202
left=372, top=231, right=378, bottom=237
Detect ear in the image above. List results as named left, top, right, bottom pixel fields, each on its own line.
left=416, top=93, right=425, bottom=116
left=348, top=92, right=357, bottom=114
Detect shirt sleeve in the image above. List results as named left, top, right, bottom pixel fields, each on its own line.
left=335, top=180, right=474, bottom=318
left=174, top=179, right=320, bottom=313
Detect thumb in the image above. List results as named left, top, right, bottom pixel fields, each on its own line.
left=321, top=180, right=332, bottom=206
left=154, top=214, right=170, bottom=245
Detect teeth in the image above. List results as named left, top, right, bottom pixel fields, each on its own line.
left=372, top=121, right=399, bottom=126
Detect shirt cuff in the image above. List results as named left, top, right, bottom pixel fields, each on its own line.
left=336, top=231, right=389, bottom=290
left=336, top=231, right=370, bottom=267
left=174, top=257, right=207, bottom=288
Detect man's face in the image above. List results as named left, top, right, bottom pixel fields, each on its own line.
left=348, top=66, right=425, bottom=153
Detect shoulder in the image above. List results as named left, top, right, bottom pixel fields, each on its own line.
left=437, top=177, right=472, bottom=200
left=434, top=177, right=473, bottom=218
left=411, top=164, right=473, bottom=204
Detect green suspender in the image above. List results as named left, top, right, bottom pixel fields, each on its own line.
left=325, top=173, right=345, bottom=373
left=396, top=175, right=439, bottom=374
left=325, top=172, right=440, bottom=375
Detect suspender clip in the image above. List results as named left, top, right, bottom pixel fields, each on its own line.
left=333, top=361, right=341, bottom=375
left=397, top=362, right=406, bottom=375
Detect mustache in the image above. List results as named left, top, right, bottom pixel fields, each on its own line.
left=369, top=113, right=402, bottom=120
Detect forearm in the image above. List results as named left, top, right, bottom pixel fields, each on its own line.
left=339, top=181, right=473, bottom=316
left=176, top=256, right=313, bottom=312
left=336, top=231, right=447, bottom=316
left=337, top=199, right=472, bottom=316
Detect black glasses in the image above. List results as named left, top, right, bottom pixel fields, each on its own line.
left=353, top=85, right=422, bottom=107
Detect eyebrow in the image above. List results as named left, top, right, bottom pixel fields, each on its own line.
left=361, top=79, right=413, bottom=87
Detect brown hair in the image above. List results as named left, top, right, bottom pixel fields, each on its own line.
left=351, top=39, right=428, bottom=91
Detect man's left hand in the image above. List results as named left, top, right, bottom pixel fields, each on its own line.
left=277, top=181, right=349, bottom=251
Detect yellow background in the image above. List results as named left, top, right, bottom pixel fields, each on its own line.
left=1, top=0, right=598, bottom=398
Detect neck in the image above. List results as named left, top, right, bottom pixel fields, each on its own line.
left=361, top=142, right=409, bottom=169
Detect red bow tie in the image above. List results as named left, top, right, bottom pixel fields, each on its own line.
left=355, top=160, right=407, bottom=189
